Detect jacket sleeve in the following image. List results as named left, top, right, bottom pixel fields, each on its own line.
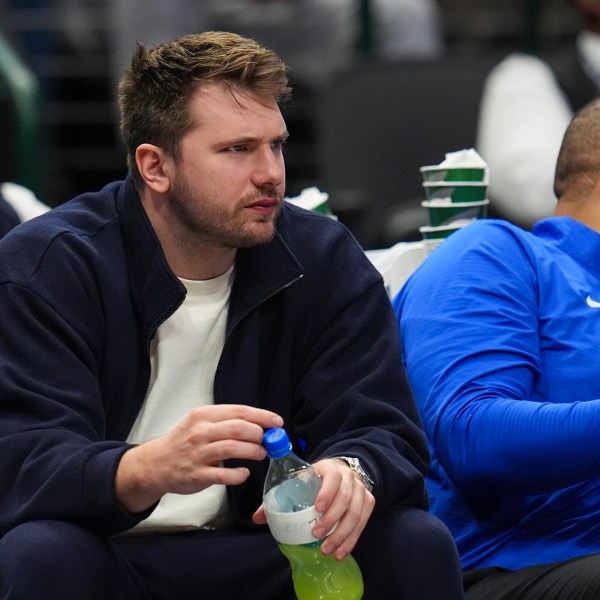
left=0, top=234, right=149, bottom=536
left=395, top=221, right=600, bottom=496
left=289, top=227, right=431, bottom=513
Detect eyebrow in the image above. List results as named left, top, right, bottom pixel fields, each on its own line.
left=223, top=131, right=289, bottom=147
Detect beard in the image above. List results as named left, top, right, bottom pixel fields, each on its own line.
left=169, top=176, right=283, bottom=250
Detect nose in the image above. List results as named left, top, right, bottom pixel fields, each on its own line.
left=252, top=145, right=285, bottom=189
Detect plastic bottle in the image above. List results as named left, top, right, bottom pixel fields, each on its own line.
left=262, top=427, right=364, bottom=600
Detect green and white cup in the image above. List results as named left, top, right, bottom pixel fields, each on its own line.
left=285, top=188, right=334, bottom=217
left=422, top=199, right=489, bottom=227
left=311, top=198, right=333, bottom=216
left=422, top=181, right=488, bottom=203
left=420, top=165, right=489, bottom=184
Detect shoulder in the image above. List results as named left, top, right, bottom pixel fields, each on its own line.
left=396, top=220, right=538, bottom=309
left=0, top=182, right=123, bottom=283
left=278, top=202, right=373, bottom=265
left=418, top=218, right=535, bottom=271
left=483, top=52, right=563, bottom=101
left=489, top=52, right=556, bottom=81
left=276, top=202, right=384, bottom=293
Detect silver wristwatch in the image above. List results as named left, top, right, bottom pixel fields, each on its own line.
left=335, top=456, right=374, bottom=492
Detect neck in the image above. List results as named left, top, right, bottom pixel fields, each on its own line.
left=140, top=189, right=237, bottom=281
left=554, top=195, right=600, bottom=234
left=167, top=243, right=236, bottom=281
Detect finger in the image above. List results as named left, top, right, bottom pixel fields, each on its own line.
left=207, top=418, right=274, bottom=444
left=325, top=486, right=375, bottom=560
left=206, top=465, right=252, bottom=487
left=311, top=465, right=351, bottom=535
left=182, top=409, right=283, bottom=448
left=192, top=438, right=268, bottom=464
left=251, top=504, right=267, bottom=525
left=313, top=472, right=357, bottom=541
left=310, top=461, right=375, bottom=558
left=166, top=464, right=251, bottom=496
left=190, top=404, right=283, bottom=429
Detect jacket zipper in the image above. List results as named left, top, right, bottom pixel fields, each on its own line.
left=212, top=273, right=304, bottom=402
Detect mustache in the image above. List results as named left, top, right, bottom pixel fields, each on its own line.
left=241, top=190, right=283, bottom=204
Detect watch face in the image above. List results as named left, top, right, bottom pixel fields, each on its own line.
left=343, top=457, right=374, bottom=492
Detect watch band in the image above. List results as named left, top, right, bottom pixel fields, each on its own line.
left=335, top=456, right=374, bottom=492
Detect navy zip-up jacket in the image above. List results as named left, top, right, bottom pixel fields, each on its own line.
left=0, top=176, right=429, bottom=537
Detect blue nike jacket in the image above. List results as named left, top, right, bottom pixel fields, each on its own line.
left=396, top=217, right=600, bottom=570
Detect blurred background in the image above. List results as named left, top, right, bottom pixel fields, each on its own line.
left=0, top=0, right=582, bottom=248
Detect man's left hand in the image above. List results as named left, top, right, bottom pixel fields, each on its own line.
left=252, top=457, right=375, bottom=561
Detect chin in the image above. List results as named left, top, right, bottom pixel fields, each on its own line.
left=228, top=224, right=277, bottom=249
left=238, top=232, right=277, bottom=249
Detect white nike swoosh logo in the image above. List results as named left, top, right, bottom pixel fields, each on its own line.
left=586, top=295, right=600, bottom=308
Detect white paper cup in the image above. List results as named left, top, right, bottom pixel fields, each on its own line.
left=422, top=181, right=488, bottom=203
left=422, top=199, right=489, bottom=226
left=420, top=165, right=489, bottom=184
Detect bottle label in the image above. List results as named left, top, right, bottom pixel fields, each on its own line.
left=265, top=505, right=323, bottom=545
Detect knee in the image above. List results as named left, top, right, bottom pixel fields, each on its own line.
left=355, top=508, right=463, bottom=599
left=359, top=507, right=459, bottom=560
left=389, top=507, right=460, bottom=563
left=2, top=520, right=88, bottom=563
left=0, top=521, right=112, bottom=587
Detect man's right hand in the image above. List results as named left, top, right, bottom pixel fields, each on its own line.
left=115, top=404, right=283, bottom=514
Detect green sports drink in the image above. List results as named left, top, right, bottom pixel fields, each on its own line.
left=279, top=540, right=364, bottom=600
left=262, top=428, right=364, bottom=600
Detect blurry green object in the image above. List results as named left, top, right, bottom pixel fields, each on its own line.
left=0, top=30, right=41, bottom=193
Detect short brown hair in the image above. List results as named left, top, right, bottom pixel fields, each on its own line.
left=554, top=98, right=600, bottom=201
left=118, top=31, right=291, bottom=189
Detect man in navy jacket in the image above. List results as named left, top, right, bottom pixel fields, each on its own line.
left=0, top=31, right=462, bottom=599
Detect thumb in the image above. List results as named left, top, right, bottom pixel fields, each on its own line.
left=252, top=504, right=267, bottom=525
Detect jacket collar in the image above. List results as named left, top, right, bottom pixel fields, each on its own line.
left=115, top=176, right=304, bottom=338
left=534, top=216, right=600, bottom=279
left=228, top=218, right=304, bottom=336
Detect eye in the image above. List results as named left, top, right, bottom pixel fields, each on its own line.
left=228, top=144, right=247, bottom=154
left=272, top=138, right=287, bottom=151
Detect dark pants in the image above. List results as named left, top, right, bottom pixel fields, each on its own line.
left=0, top=507, right=463, bottom=599
left=464, top=554, right=600, bottom=600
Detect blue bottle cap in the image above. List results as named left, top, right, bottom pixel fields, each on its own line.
left=263, top=428, right=292, bottom=459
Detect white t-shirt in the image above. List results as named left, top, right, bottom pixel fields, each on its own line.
left=126, top=265, right=234, bottom=534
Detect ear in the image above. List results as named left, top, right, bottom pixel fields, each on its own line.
left=135, top=144, right=172, bottom=194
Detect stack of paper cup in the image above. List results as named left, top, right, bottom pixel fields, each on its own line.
left=285, top=186, right=336, bottom=219
left=418, top=149, right=490, bottom=253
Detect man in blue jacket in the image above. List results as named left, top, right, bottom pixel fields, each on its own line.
left=0, top=31, right=462, bottom=599
left=396, top=97, right=600, bottom=598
